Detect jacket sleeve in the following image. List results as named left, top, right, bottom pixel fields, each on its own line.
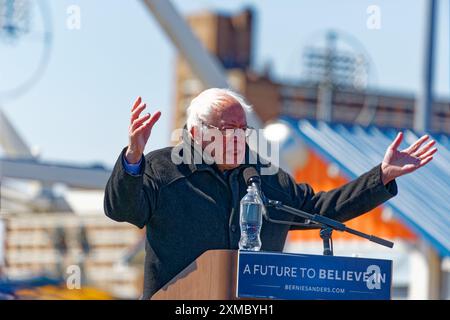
left=103, top=147, right=158, bottom=229
left=289, top=163, right=398, bottom=230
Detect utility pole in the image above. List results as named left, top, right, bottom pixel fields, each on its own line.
left=414, top=0, right=437, bottom=133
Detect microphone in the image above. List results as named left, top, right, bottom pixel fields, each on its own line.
left=242, top=167, right=265, bottom=202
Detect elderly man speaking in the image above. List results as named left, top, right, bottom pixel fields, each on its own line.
left=104, top=88, right=436, bottom=299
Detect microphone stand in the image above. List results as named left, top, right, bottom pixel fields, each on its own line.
left=262, top=198, right=394, bottom=256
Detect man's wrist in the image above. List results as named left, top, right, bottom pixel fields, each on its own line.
left=125, top=147, right=142, bottom=164
left=381, top=162, right=393, bottom=185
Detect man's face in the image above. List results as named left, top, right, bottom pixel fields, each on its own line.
left=192, top=96, right=248, bottom=171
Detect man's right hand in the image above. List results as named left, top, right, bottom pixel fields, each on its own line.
left=125, top=96, right=162, bottom=164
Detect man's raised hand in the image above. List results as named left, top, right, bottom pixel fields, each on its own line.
left=125, top=96, right=161, bottom=164
left=381, top=132, right=437, bottom=185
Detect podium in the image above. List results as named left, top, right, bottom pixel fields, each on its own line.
left=151, top=249, right=392, bottom=300
left=151, top=250, right=238, bottom=300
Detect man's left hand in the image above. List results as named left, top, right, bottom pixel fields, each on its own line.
left=381, top=132, right=437, bottom=185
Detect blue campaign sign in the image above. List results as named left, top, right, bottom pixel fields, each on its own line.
left=236, top=251, right=392, bottom=300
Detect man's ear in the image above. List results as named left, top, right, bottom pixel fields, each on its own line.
left=190, top=126, right=201, bottom=143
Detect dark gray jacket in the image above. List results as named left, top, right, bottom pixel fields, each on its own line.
left=104, top=141, right=397, bottom=299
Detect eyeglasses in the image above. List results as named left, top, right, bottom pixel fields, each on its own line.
left=201, top=122, right=255, bottom=138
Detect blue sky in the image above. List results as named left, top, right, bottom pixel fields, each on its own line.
left=1, top=0, right=449, bottom=167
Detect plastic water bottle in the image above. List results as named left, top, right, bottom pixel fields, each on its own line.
left=239, top=185, right=263, bottom=251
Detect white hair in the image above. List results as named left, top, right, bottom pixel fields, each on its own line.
left=186, top=88, right=253, bottom=131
